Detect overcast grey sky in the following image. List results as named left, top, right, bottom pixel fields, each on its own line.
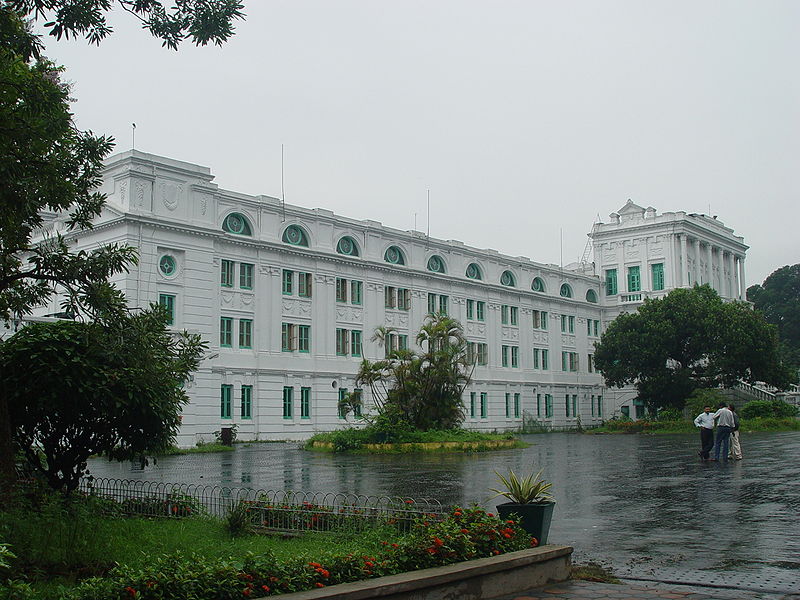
left=42, top=1, right=798, bottom=286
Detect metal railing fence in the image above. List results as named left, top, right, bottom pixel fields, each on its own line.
left=79, top=477, right=445, bottom=533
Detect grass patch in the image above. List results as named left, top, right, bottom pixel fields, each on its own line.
left=306, top=427, right=522, bottom=453
left=159, top=443, right=234, bottom=455
left=571, top=562, right=621, bottom=583
left=587, top=417, right=799, bottom=435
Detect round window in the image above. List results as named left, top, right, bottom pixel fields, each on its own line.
left=225, top=213, right=245, bottom=234
left=427, top=255, right=444, bottom=273
left=159, top=255, right=177, bottom=277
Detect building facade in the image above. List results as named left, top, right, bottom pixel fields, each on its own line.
left=36, top=152, right=747, bottom=444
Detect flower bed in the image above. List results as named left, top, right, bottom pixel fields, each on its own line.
left=66, top=507, right=539, bottom=599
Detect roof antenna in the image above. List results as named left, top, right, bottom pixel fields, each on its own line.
left=281, top=143, right=286, bottom=222
left=426, top=189, right=430, bottom=243
left=132, top=123, right=136, bottom=150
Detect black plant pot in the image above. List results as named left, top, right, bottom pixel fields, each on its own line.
left=495, top=501, right=555, bottom=545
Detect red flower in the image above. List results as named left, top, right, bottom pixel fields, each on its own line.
left=308, top=562, right=321, bottom=568
left=506, top=520, right=515, bottom=525
left=461, top=529, right=469, bottom=534
left=391, top=543, right=399, bottom=549
left=530, top=537, right=539, bottom=547
left=243, top=589, right=251, bottom=597
left=493, top=549, right=500, bottom=555
left=433, top=537, right=444, bottom=547
left=405, top=500, right=414, bottom=504
left=125, top=587, right=137, bottom=598
left=261, top=585, right=270, bottom=592
left=487, top=513, right=494, bottom=517
left=503, top=533, right=511, bottom=538
left=315, top=582, right=325, bottom=588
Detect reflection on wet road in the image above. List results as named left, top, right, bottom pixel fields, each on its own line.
left=88, top=431, right=800, bottom=587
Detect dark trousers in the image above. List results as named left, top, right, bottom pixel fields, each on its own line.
left=700, top=427, right=714, bottom=459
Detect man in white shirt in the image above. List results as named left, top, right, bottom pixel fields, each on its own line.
left=711, top=402, right=736, bottom=461
left=693, top=406, right=715, bottom=460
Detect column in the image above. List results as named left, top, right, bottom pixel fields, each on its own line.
left=693, top=238, right=700, bottom=286
left=680, top=235, right=688, bottom=287
left=739, top=256, right=747, bottom=299
left=641, top=238, right=649, bottom=292
left=706, top=243, right=713, bottom=290
left=727, top=252, right=735, bottom=299
left=667, top=233, right=676, bottom=289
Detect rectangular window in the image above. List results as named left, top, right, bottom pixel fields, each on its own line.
left=398, top=334, right=408, bottom=350
left=501, top=305, right=509, bottom=325
left=220, top=317, right=233, bottom=347
left=338, top=388, right=348, bottom=419
left=221, top=259, right=234, bottom=287
left=572, top=394, right=578, bottom=418
left=505, top=392, right=511, bottom=418
left=282, top=386, right=293, bottom=419
left=542, top=349, right=549, bottom=370
left=598, top=395, right=603, bottom=417
left=397, top=288, right=410, bottom=310
left=587, top=319, right=593, bottom=336
left=514, top=393, right=521, bottom=418
left=652, top=263, right=665, bottom=291
left=510, top=306, right=519, bottom=326
left=427, top=293, right=437, bottom=314
left=239, top=263, right=254, bottom=289
left=511, top=346, right=519, bottom=368
left=540, top=311, right=548, bottom=330
left=281, top=322, right=294, bottom=352
left=336, top=278, right=348, bottom=303
left=159, top=293, right=175, bottom=326
left=477, top=343, right=488, bottom=366
left=336, top=328, right=349, bottom=356
left=480, top=392, right=488, bottom=418
left=562, top=351, right=579, bottom=372
left=628, top=265, right=641, bottom=292
left=605, top=269, right=618, bottom=295
left=351, top=330, right=362, bottom=357
left=502, top=345, right=509, bottom=367
left=476, top=301, right=486, bottom=321
left=241, top=385, right=252, bottom=419
left=439, top=295, right=448, bottom=315
left=561, top=314, right=568, bottom=333
left=533, top=347, right=540, bottom=369
left=221, top=384, right=232, bottom=419
left=565, top=394, right=571, bottom=417
left=298, top=325, right=311, bottom=353
left=239, top=319, right=253, bottom=349
left=282, top=269, right=293, bottom=295
left=385, top=286, right=397, bottom=309
left=466, top=299, right=474, bottom=320
left=536, top=393, right=542, bottom=417
left=352, top=389, right=363, bottom=417
left=351, top=280, right=363, bottom=305
left=466, top=342, right=475, bottom=365
left=593, top=320, right=600, bottom=336
left=470, top=392, right=476, bottom=418
left=568, top=316, right=575, bottom=333
left=545, top=394, right=553, bottom=418
left=588, top=354, right=594, bottom=373
left=298, top=272, right=312, bottom=298
left=300, top=387, right=311, bottom=419
left=591, top=394, right=595, bottom=417
left=562, top=351, right=568, bottom=372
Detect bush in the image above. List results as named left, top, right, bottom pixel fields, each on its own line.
left=657, top=408, right=683, bottom=421
left=684, top=388, right=727, bottom=418
left=740, top=399, right=799, bottom=419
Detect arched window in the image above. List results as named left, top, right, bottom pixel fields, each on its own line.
left=384, top=246, right=406, bottom=265
left=222, top=213, right=252, bottom=235
left=500, top=270, right=516, bottom=287
left=282, top=224, right=309, bottom=247
left=336, top=236, right=360, bottom=257
left=427, top=255, right=446, bottom=273
left=586, top=289, right=598, bottom=303
left=159, top=255, right=177, bottom=277
left=560, top=283, right=573, bottom=298
left=465, top=263, right=483, bottom=280
left=531, top=277, right=545, bottom=292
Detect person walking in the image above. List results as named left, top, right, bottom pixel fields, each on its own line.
left=693, top=405, right=715, bottom=461
left=711, top=402, right=736, bottom=461
left=728, top=404, right=743, bottom=460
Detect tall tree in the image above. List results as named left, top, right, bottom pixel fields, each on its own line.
left=0, top=0, right=242, bottom=487
left=593, top=285, right=793, bottom=412
left=0, top=306, right=206, bottom=492
left=747, top=264, right=800, bottom=377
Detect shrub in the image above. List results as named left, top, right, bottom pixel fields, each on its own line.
left=657, top=408, right=683, bottom=422
left=684, top=388, right=727, bottom=418
left=740, top=399, right=799, bottom=419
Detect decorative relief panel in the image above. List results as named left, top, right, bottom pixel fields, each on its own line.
left=384, top=312, right=410, bottom=327
left=531, top=331, right=548, bottom=344
left=119, top=181, right=128, bottom=203
left=160, top=182, right=183, bottom=211
left=336, top=307, right=363, bottom=324
left=561, top=334, right=576, bottom=347
left=282, top=298, right=312, bottom=317
left=501, top=327, right=520, bottom=341
left=466, top=323, right=486, bottom=336
left=221, top=291, right=233, bottom=305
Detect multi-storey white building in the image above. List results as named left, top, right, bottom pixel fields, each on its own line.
left=35, top=152, right=748, bottom=443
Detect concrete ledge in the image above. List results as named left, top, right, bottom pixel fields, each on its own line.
left=277, top=545, right=573, bottom=600
left=310, top=440, right=521, bottom=451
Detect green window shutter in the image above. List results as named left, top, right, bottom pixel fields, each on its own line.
left=351, top=331, right=362, bottom=357
left=439, top=295, right=448, bottom=315
left=220, top=317, right=233, bottom=347
left=336, top=278, right=347, bottom=302
left=480, top=393, right=487, bottom=418
left=502, top=345, right=509, bottom=367
left=239, top=319, right=253, bottom=348
left=351, top=281, right=363, bottom=305
left=470, top=392, right=476, bottom=418
left=505, top=393, right=510, bottom=418
left=501, top=305, right=508, bottom=324
left=282, top=269, right=293, bottom=294
left=565, top=394, right=570, bottom=417
left=605, top=269, right=617, bottom=295
left=652, top=263, right=664, bottom=291
left=466, top=299, right=474, bottom=320
left=427, top=293, right=436, bottom=314
left=281, top=323, right=291, bottom=352
left=298, top=325, right=310, bottom=352
left=511, top=346, right=519, bottom=368
left=300, top=387, right=311, bottom=418
left=536, top=394, right=541, bottom=417
left=221, top=260, right=234, bottom=287
left=240, top=263, right=254, bottom=289
left=338, top=388, right=348, bottom=418
left=628, top=266, right=641, bottom=292
left=542, top=349, right=549, bottom=370
left=283, top=387, right=293, bottom=419
left=221, top=385, right=232, bottom=418
left=514, top=393, right=520, bottom=418
left=159, top=294, right=175, bottom=325
left=241, top=385, right=252, bottom=418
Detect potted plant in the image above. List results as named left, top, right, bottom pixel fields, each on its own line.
left=490, top=469, right=555, bottom=544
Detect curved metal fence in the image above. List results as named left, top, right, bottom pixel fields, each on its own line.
left=79, top=477, right=445, bottom=533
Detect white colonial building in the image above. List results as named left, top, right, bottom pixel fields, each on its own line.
left=33, top=152, right=748, bottom=444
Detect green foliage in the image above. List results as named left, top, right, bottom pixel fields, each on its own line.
left=748, top=264, right=800, bottom=376
left=594, top=285, right=793, bottom=411
left=740, top=399, right=799, bottom=419
left=489, top=470, right=553, bottom=504
left=657, top=408, right=684, bottom=421
left=0, top=309, right=206, bottom=492
left=306, top=428, right=516, bottom=453
left=224, top=500, right=255, bottom=538
left=356, top=314, right=471, bottom=431
left=684, top=388, right=728, bottom=419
